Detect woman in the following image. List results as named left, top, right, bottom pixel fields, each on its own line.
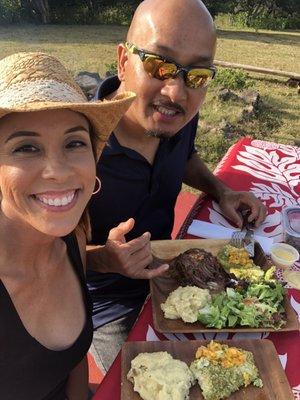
left=0, top=52, right=135, bottom=400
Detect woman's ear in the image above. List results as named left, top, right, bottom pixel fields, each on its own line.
left=117, top=43, right=128, bottom=82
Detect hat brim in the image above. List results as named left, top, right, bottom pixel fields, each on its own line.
left=0, top=91, right=136, bottom=160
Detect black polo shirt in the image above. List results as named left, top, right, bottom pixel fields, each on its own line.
left=87, top=76, right=198, bottom=328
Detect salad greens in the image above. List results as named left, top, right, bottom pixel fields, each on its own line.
left=198, top=282, right=286, bottom=330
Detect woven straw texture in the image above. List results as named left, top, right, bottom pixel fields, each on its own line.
left=0, top=52, right=135, bottom=157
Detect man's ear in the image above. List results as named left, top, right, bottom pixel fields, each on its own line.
left=117, top=43, right=128, bottom=81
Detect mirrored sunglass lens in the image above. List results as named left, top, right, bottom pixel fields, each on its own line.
left=156, top=62, right=177, bottom=79
left=187, top=69, right=213, bottom=88
left=143, top=57, right=177, bottom=80
left=143, top=56, right=163, bottom=74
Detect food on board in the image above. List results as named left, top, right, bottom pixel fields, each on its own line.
left=127, top=341, right=263, bottom=400
left=127, top=351, right=195, bottom=400
left=160, top=286, right=211, bottom=323
left=217, top=244, right=275, bottom=283
left=169, top=248, right=230, bottom=292
left=161, top=244, right=287, bottom=329
left=190, top=341, right=263, bottom=400
left=197, top=283, right=286, bottom=329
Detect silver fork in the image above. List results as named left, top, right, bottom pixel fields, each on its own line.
left=230, top=230, right=246, bottom=248
left=230, top=210, right=255, bottom=256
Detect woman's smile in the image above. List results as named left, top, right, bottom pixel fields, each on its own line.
left=0, top=109, right=96, bottom=237
left=32, top=189, right=80, bottom=212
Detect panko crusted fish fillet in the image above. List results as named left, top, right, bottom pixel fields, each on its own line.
left=190, top=341, right=263, bottom=400
left=127, top=351, right=195, bottom=400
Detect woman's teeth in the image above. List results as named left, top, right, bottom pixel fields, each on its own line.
left=35, top=192, right=75, bottom=207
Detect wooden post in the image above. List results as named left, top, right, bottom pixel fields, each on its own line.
left=214, top=60, right=300, bottom=81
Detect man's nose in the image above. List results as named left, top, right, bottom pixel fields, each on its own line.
left=160, top=76, right=188, bottom=103
left=42, top=154, right=73, bottom=182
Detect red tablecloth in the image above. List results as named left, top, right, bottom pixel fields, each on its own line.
left=93, top=138, right=300, bottom=400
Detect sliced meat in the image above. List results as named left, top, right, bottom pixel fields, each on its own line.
left=169, top=248, right=230, bottom=292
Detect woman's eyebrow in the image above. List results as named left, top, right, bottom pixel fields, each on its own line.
left=5, top=131, right=39, bottom=143
left=65, top=126, right=89, bottom=134
left=5, top=125, right=89, bottom=143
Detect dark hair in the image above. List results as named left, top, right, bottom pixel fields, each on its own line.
left=76, top=120, right=100, bottom=241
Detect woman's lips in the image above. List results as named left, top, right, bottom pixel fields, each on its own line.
left=32, top=189, right=79, bottom=212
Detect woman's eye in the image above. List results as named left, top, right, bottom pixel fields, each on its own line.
left=66, top=140, right=87, bottom=149
left=13, top=144, right=39, bottom=154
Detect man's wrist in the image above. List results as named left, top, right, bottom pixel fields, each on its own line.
left=210, top=180, right=232, bottom=203
left=86, top=245, right=108, bottom=273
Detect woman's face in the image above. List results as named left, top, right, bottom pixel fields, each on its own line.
left=0, top=109, right=96, bottom=237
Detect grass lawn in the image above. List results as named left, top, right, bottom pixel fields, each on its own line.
left=1, top=24, right=299, bottom=175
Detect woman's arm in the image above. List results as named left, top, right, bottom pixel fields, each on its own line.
left=65, top=356, right=88, bottom=400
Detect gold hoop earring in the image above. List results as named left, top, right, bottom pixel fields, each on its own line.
left=92, top=176, right=101, bottom=195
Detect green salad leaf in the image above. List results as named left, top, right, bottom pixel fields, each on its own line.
left=198, top=283, right=286, bottom=329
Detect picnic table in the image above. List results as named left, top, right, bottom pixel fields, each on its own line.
left=93, top=138, right=300, bottom=400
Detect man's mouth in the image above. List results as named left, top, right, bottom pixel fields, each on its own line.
left=152, top=102, right=185, bottom=117
left=33, top=190, right=78, bottom=207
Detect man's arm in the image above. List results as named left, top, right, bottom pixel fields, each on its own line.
left=183, top=152, right=228, bottom=201
left=86, top=218, right=169, bottom=279
left=183, top=153, right=267, bottom=227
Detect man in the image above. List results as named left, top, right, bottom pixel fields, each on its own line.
left=87, top=0, right=267, bottom=372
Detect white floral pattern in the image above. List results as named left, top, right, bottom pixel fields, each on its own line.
left=143, top=139, right=300, bottom=399
left=233, top=145, right=300, bottom=195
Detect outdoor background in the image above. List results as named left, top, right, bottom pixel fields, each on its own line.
left=1, top=0, right=299, bottom=177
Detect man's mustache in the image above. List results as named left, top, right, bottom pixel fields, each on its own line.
left=152, top=101, right=186, bottom=115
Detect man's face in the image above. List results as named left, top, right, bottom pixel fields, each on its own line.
left=118, top=15, right=216, bottom=138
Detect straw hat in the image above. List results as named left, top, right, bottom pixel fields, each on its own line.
left=0, top=52, right=135, bottom=158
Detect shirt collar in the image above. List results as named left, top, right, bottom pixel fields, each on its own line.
left=95, top=75, right=120, bottom=100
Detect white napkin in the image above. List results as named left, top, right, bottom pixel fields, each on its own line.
left=187, top=220, right=274, bottom=254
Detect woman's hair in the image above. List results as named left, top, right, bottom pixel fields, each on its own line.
left=76, top=120, right=100, bottom=242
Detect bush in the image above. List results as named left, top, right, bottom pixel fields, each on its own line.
left=105, top=60, right=118, bottom=76
left=212, top=68, right=252, bottom=91
left=96, top=3, right=134, bottom=25
left=228, top=12, right=300, bottom=30
left=0, top=0, right=21, bottom=24
left=196, top=131, right=233, bottom=168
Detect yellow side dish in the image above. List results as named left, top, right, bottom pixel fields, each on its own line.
left=271, top=248, right=295, bottom=262
left=227, top=246, right=253, bottom=267
left=195, top=341, right=246, bottom=368
left=283, top=270, right=300, bottom=289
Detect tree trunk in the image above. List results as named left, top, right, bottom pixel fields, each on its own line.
left=31, top=0, right=50, bottom=24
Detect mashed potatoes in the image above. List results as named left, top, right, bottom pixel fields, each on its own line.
left=161, top=286, right=211, bottom=323
left=127, top=351, right=195, bottom=400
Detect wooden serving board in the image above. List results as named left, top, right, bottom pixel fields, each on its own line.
left=121, top=339, right=294, bottom=400
left=150, top=239, right=299, bottom=333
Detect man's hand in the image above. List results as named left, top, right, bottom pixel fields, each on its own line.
left=218, top=190, right=267, bottom=228
left=87, top=218, right=169, bottom=279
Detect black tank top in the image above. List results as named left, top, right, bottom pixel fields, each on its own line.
left=0, top=233, right=93, bottom=400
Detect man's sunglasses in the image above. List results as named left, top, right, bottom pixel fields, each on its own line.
left=125, top=42, right=216, bottom=89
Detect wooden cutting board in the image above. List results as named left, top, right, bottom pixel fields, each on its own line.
left=121, top=339, right=294, bottom=400
left=150, top=239, right=299, bottom=333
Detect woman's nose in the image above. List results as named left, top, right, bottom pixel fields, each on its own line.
left=42, top=154, right=73, bottom=182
